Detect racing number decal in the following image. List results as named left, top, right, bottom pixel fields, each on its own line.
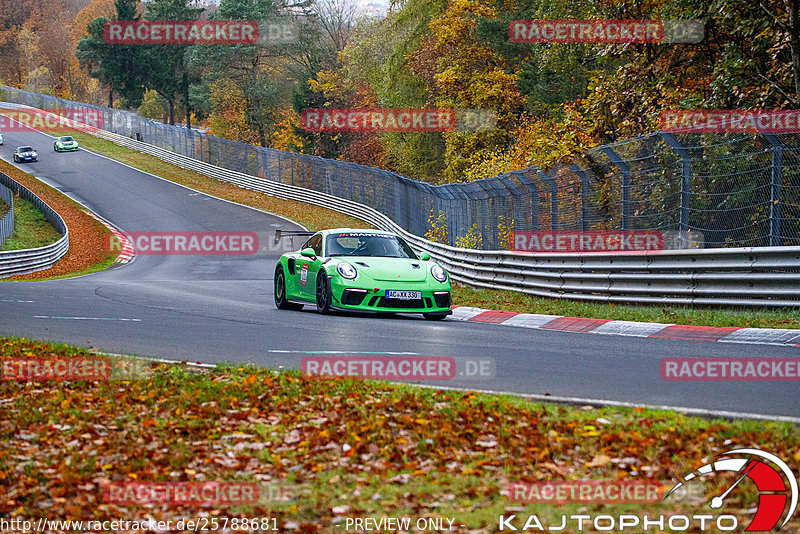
left=300, top=264, right=309, bottom=286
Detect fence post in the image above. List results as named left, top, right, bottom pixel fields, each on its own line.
left=600, top=146, right=631, bottom=231
left=569, top=164, right=589, bottom=231
left=514, top=171, right=540, bottom=231
left=763, top=134, right=783, bottom=246
left=535, top=167, right=559, bottom=231
left=659, top=132, right=691, bottom=246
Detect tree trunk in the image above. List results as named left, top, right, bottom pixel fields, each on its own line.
left=108, top=86, right=114, bottom=108
left=790, top=0, right=800, bottom=105
left=169, top=99, right=175, bottom=125
left=258, top=124, right=266, bottom=148
left=184, top=74, right=191, bottom=129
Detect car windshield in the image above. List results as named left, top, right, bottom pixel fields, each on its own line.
left=326, top=233, right=417, bottom=259
left=18, top=147, right=33, bottom=152
left=60, top=137, right=74, bottom=142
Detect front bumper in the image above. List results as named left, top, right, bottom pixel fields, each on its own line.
left=330, top=278, right=452, bottom=314
left=17, top=155, right=36, bottom=161
left=56, top=145, right=78, bottom=151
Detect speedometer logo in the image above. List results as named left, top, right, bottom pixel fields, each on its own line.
left=665, top=448, right=798, bottom=531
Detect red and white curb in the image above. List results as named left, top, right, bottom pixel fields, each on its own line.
left=449, top=306, right=800, bottom=347
left=83, top=211, right=134, bottom=263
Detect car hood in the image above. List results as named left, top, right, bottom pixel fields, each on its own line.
left=338, top=257, right=429, bottom=282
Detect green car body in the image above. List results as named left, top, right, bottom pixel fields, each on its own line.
left=274, top=229, right=452, bottom=320
left=53, top=136, right=79, bottom=152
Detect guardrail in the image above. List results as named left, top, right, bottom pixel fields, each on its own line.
left=0, top=171, right=69, bottom=278
left=0, top=182, right=13, bottom=246
left=86, top=128, right=800, bottom=306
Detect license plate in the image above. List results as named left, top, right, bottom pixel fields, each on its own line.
left=386, top=290, right=421, bottom=300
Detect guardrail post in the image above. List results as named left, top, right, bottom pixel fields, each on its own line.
left=659, top=132, right=691, bottom=246
left=569, top=164, right=590, bottom=231
left=600, top=147, right=631, bottom=231
left=763, top=134, right=783, bottom=246
left=514, top=171, right=540, bottom=231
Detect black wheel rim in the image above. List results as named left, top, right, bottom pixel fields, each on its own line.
left=276, top=272, right=285, bottom=303
left=317, top=277, right=327, bottom=309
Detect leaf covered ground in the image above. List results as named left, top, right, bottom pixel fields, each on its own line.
left=1, top=337, right=799, bottom=533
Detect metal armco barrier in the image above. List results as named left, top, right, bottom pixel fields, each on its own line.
left=0, top=171, right=69, bottom=278
left=0, top=182, right=13, bottom=246
left=85, top=127, right=800, bottom=307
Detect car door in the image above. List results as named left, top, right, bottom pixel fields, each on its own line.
left=298, top=233, right=323, bottom=299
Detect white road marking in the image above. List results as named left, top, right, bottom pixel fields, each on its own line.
left=409, top=384, right=800, bottom=424
left=268, top=350, right=419, bottom=355
left=34, top=315, right=141, bottom=321
left=0, top=299, right=34, bottom=303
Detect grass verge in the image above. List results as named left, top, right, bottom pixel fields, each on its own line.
left=0, top=196, right=61, bottom=251
left=452, top=284, right=800, bottom=329
left=1, top=337, right=798, bottom=532
left=0, top=158, right=116, bottom=280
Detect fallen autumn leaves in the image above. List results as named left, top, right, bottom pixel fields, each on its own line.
left=1, top=337, right=799, bottom=533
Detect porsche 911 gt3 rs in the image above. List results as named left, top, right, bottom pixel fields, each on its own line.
left=274, top=229, right=452, bottom=320
left=54, top=136, right=79, bottom=152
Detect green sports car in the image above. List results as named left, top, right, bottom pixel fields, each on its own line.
left=53, top=136, right=79, bottom=152
left=274, top=229, right=452, bottom=320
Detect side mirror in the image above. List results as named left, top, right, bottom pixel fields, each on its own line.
left=419, top=252, right=431, bottom=261
left=300, top=247, right=317, bottom=259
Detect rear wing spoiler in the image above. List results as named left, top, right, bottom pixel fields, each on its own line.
left=274, top=229, right=315, bottom=244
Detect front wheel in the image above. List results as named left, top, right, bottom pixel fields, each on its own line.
left=274, top=266, right=302, bottom=311
left=423, top=313, right=448, bottom=321
left=316, top=273, right=332, bottom=314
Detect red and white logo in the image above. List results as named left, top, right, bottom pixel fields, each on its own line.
left=299, top=264, right=309, bottom=286
left=665, top=448, right=799, bottom=531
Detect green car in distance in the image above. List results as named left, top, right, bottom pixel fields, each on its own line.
left=53, top=136, right=79, bottom=152
left=274, top=229, right=452, bottom=320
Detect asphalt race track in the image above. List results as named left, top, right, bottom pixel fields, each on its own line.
left=1, top=124, right=798, bottom=421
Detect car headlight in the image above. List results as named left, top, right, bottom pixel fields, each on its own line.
left=431, top=264, right=447, bottom=282
left=31, top=152, right=37, bottom=157
left=336, top=262, right=357, bottom=279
